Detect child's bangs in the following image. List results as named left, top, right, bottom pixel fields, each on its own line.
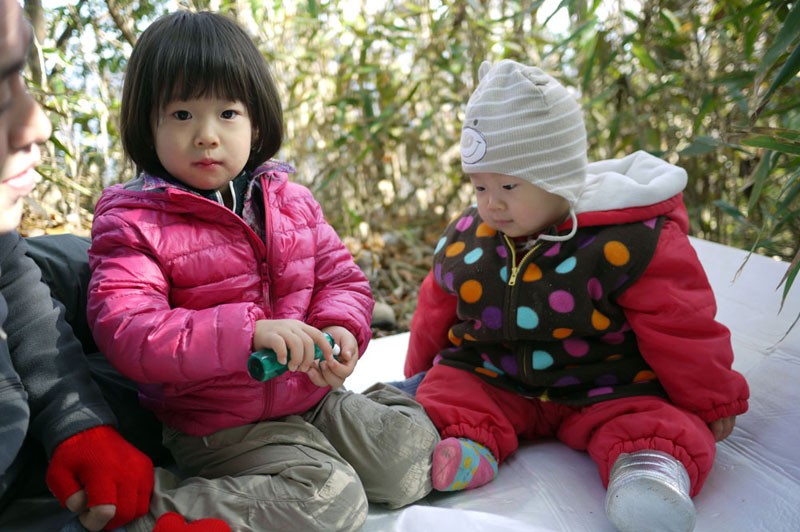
left=154, top=41, right=250, bottom=108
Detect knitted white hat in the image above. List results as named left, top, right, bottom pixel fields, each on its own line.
left=461, top=60, right=588, bottom=209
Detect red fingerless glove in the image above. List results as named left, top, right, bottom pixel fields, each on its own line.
left=154, top=512, right=232, bottom=532
left=46, top=425, right=154, bottom=530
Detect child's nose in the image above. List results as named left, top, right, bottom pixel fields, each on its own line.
left=195, top=125, right=219, bottom=148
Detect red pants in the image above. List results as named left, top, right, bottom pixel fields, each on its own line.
left=416, top=364, right=716, bottom=496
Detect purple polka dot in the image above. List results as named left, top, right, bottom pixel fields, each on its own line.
left=444, top=272, right=454, bottom=291
left=554, top=376, right=580, bottom=387
left=433, top=354, right=443, bottom=365
left=482, top=306, right=503, bottom=330
left=643, top=217, right=657, bottom=229
left=544, top=242, right=561, bottom=256
left=563, top=338, right=589, bottom=357
left=614, top=275, right=629, bottom=290
left=500, top=355, right=518, bottom=375
left=578, top=235, right=596, bottom=249
left=456, top=216, right=474, bottom=232
left=496, top=245, right=507, bottom=258
left=595, top=374, right=618, bottom=386
left=434, top=263, right=443, bottom=285
left=587, top=387, right=614, bottom=397
left=473, top=320, right=482, bottom=330
left=549, top=290, right=574, bottom=313
left=601, top=332, right=625, bottom=344
left=620, top=322, right=632, bottom=332
left=587, top=278, right=603, bottom=300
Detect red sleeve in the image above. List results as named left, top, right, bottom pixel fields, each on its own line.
left=404, top=270, right=459, bottom=377
left=617, top=219, right=749, bottom=423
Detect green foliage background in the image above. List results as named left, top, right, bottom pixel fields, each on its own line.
left=21, top=0, right=800, bottom=316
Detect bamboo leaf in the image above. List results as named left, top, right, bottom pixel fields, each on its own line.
left=756, top=40, right=800, bottom=114
left=746, top=151, right=773, bottom=215
left=631, top=43, right=661, bottom=72
left=758, top=0, right=800, bottom=78
left=740, top=135, right=800, bottom=155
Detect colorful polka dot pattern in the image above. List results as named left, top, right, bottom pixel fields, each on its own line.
left=431, top=206, right=667, bottom=406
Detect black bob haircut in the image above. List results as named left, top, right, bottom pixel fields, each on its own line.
left=120, top=11, right=283, bottom=178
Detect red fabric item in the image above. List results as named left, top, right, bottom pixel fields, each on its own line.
left=45, top=425, right=154, bottom=530
left=558, top=396, right=717, bottom=497
left=153, top=512, right=232, bottom=532
left=417, top=365, right=717, bottom=496
left=404, top=271, right=457, bottom=378
left=417, top=364, right=574, bottom=462
left=617, top=215, right=749, bottom=422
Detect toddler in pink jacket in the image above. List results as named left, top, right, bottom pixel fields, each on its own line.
left=86, top=11, right=438, bottom=532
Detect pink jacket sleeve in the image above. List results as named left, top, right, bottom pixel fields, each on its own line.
left=404, top=270, right=458, bottom=377
left=87, top=218, right=266, bottom=384
left=304, top=200, right=374, bottom=356
left=617, top=218, right=749, bottom=423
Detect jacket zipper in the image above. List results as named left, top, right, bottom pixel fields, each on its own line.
left=167, top=184, right=274, bottom=417
left=503, top=235, right=543, bottom=381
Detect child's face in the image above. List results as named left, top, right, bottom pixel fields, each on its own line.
left=469, top=172, right=570, bottom=238
left=152, top=97, right=252, bottom=191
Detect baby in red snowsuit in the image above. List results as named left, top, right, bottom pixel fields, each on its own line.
left=405, top=60, right=749, bottom=532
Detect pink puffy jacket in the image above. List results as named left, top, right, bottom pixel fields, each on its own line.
left=87, top=162, right=374, bottom=436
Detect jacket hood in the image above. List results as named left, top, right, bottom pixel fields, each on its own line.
left=576, top=150, right=687, bottom=215
left=553, top=151, right=690, bottom=235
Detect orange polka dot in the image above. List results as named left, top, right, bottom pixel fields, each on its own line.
left=633, top=370, right=656, bottom=382
left=553, top=328, right=573, bottom=339
left=446, top=242, right=466, bottom=257
left=592, top=310, right=611, bottom=330
left=538, top=391, right=550, bottom=402
left=606, top=354, right=623, bottom=361
left=604, top=241, right=630, bottom=266
left=475, top=367, right=498, bottom=377
left=522, top=263, right=542, bottom=282
left=460, top=280, right=483, bottom=303
left=448, top=329, right=462, bottom=346
left=476, top=223, right=496, bottom=237
left=463, top=333, right=477, bottom=341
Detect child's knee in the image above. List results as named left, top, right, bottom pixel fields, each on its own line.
left=309, top=463, right=369, bottom=531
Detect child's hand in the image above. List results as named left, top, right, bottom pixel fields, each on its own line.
left=252, top=319, right=331, bottom=373
left=306, top=325, right=359, bottom=388
left=708, top=416, right=736, bottom=442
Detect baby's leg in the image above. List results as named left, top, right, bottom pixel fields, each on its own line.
left=558, top=396, right=716, bottom=495
left=558, top=396, right=716, bottom=532
left=304, top=382, right=440, bottom=508
left=127, top=417, right=368, bottom=532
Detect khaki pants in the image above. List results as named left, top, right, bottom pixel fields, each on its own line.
left=129, top=383, right=439, bottom=532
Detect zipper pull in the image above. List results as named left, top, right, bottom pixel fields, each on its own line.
left=509, top=266, right=519, bottom=286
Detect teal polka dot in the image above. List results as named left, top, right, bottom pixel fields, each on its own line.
left=464, top=248, right=483, bottom=264
left=516, top=306, right=539, bottom=329
left=532, top=350, right=554, bottom=370
left=556, top=256, right=577, bottom=274
left=500, top=266, right=508, bottom=283
left=483, top=360, right=504, bottom=374
left=434, top=236, right=447, bottom=254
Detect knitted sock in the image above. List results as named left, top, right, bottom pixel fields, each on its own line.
left=152, top=512, right=231, bottom=532
left=432, top=437, right=498, bottom=491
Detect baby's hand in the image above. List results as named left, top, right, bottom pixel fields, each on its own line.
left=708, top=416, right=736, bottom=442
left=252, top=319, right=330, bottom=373
left=306, top=325, right=359, bottom=388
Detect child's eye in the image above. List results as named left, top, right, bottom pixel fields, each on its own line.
left=221, top=109, right=238, bottom=119
left=474, top=185, right=485, bottom=192
left=502, top=184, right=517, bottom=191
left=172, top=110, right=191, bottom=120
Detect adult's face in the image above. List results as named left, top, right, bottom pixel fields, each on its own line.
left=0, top=0, right=52, bottom=233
